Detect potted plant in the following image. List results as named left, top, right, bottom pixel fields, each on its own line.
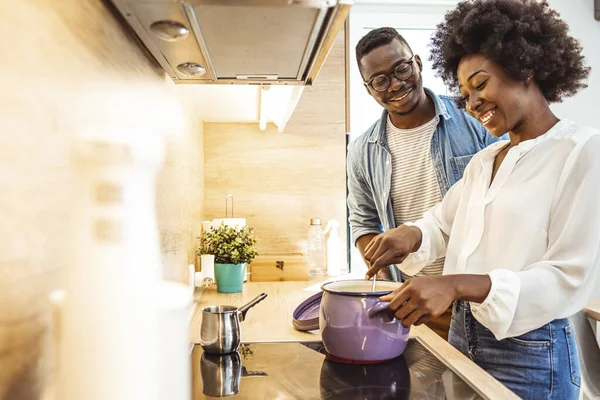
left=198, top=223, right=258, bottom=293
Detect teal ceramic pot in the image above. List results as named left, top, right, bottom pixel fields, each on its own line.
left=214, top=263, right=247, bottom=293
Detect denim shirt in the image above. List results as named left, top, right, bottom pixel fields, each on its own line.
left=347, top=88, right=504, bottom=280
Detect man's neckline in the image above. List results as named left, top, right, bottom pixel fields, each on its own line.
left=387, top=113, right=438, bottom=133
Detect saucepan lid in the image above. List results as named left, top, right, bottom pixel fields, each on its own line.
left=292, top=291, right=323, bottom=332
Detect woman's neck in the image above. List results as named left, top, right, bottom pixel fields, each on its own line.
left=508, top=95, right=559, bottom=146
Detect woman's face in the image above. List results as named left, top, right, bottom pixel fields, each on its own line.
left=457, top=54, right=530, bottom=137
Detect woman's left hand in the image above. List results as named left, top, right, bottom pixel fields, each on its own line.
left=380, top=275, right=458, bottom=328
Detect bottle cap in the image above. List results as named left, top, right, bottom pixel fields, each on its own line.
left=310, top=218, right=321, bottom=225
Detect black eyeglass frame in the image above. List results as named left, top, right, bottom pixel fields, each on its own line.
left=363, top=56, right=416, bottom=92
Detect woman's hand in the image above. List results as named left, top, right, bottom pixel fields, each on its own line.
left=380, top=275, right=458, bottom=328
left=364, top=225, right=422, bottom=278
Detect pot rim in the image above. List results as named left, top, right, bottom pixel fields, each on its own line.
left=320, top=279, right=398, bottom=297
left=202, top=305, right=239, bottom=314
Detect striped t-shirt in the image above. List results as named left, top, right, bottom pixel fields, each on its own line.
left=386, top=115, right=445, bottom=279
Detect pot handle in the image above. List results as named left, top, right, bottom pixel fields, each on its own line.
left=367, top=301, right=393, bottom=319
left=241, top=366, right=268, bottom=377
left=237, top=293, right=268, bottom=322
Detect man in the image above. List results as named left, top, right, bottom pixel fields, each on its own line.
left=347, top=27, right=502, bottom=339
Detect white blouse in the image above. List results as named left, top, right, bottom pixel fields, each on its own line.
left=401, top=119, right=600, bottom=340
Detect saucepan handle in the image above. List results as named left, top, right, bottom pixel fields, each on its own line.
left=241, top=366, right=268, bottom=377
left=367, top=301, right=393, bottom=319
left=237, top=293, right=268, bottom=322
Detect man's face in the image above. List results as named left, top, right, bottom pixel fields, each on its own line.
left=359, top=39, right=424, bottom=116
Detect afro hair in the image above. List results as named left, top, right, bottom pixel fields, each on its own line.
left=429, top=0, right=590, bottom=106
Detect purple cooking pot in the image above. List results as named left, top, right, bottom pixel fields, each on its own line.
left=319, top=280, right=410, bottom=363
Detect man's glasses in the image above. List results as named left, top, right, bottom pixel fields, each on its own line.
left=364, top=56, right=415, bottom=92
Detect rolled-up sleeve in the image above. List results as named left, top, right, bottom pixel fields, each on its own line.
left=471, top=134, right=600, bottom=339
left=346, top=146, right=383, bottom=246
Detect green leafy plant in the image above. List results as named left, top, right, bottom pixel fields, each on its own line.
left=198, top=223, right=259, bottom=265
left=239, top=344, right=254, bottom=359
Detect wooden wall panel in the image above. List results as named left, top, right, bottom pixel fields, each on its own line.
left=204, top=30, right=347, bottom=260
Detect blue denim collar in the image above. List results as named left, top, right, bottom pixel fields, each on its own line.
left=368, top=88, right=452, bottom=144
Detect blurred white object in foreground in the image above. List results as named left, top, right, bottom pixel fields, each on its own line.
left=57, top=87, right=190, bottom=400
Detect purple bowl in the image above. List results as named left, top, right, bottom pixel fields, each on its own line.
left=319, top=280, right=410, bottom=363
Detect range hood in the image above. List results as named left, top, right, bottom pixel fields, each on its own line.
left=110, top=0, right=352, bottom=85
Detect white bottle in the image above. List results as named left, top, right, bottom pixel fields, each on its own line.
left=325, top=219, right=343, bottom=276
left=307, top=218, right=326, bottom=277
left=61, top=129, right=163, bottom=400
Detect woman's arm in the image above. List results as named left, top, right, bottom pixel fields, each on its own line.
left=365, top=172, right=468, bottom=278
left=380, top=274, right=492, bottom=327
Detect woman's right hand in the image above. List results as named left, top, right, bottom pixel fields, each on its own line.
left=364, top=225, right=422, bottom=279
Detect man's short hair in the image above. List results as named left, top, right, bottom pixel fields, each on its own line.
left=356, top=27, right=413, bottom=74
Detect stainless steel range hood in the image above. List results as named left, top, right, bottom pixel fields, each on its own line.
left=110, top=0, right=352, bottom=85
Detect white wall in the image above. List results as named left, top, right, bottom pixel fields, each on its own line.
left=548, top=0, right=600, bottom=131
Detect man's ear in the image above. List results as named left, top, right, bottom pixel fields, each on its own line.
left=415, top=54, right=423, bottom=72
left=359, top=65, right=373, bottom=97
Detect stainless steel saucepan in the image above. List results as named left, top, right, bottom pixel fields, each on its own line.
left=199, top=293, right=268, bottom=354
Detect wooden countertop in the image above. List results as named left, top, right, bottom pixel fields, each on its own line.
left=585, top=301, right=600, bottom=322
left=191, top=279, right=519, bottom=400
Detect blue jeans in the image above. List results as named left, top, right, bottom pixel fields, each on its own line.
left=448, top=301, right=581, bottom=400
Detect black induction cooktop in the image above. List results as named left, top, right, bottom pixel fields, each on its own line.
left=192, top=338, right=485, bottom=399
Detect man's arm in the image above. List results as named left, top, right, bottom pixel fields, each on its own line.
left=346, top=144, right=383, bottom=240
left=346, top=144, right=388, bottom=277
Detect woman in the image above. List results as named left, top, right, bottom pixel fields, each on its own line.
left=363, top=1, right=596, bottom=398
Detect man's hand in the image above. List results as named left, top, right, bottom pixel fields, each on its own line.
left=379, top=275, right=458, bottom=328
left=364, top=225, right=422, bottom=278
